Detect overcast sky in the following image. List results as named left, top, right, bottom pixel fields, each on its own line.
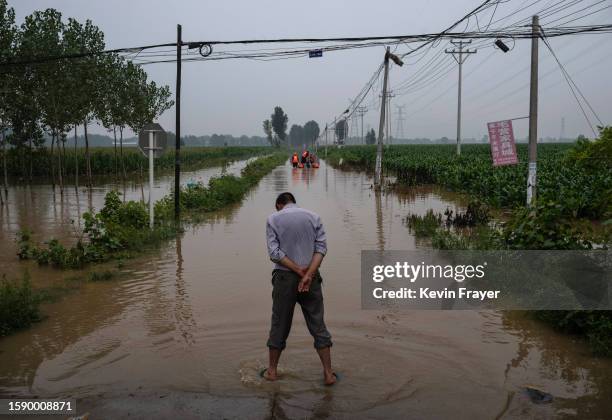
left=12, top=0, right=612, bottom=140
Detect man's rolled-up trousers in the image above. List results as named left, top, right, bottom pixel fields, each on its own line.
left=267, top=269, right=332, bottom=350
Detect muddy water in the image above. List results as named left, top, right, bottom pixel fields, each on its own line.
left=0, top=159, right=251, bottom=279
left=1, top=160, right=611, bottom=419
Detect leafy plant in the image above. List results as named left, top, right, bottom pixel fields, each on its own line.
left=405, top=210, right=442, bottom=237
left=0, top=274, right=41, bottom=336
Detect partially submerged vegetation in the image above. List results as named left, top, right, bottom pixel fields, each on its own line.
left=3, top=146, right=269, bottom=179
left=328, top=128, right=611, bottom=220
left=337, top=132, right=611, bottom=356
left=0, top=274, right=41, bottom=336
left=18, top=153, right=286, bottom=269
left=406, top=202, right=611, bottom=356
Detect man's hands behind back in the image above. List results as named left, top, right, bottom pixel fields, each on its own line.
left=298, top=272, right=313, bottom=292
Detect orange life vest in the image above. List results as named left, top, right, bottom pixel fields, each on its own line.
left=291, top=154, right=298, bottom=163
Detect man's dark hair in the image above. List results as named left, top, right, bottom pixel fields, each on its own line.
left=276, top=192, right=296, bottom=206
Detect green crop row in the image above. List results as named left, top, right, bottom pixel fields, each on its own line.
left=2, top=146, right=269, bottom=178
left=326, top=141, right=610, bottom=220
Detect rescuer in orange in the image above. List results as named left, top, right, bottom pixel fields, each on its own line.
left=291, top=153, right=299, bottom=168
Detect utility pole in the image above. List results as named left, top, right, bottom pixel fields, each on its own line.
left=174, top=24, right=182, bottom=221
left=324, top=124, right=328, bottom=157
left=332, top=117, right=338, bottom=145
left=395, top=104, right=406, bottom=141
left=560, top=116, right=565, bottom=140
left=356, top=106, right=367, bottom=144
left=375, top=48, right=391, bottom=188
left=527, top=15, right=540, bottom=207
left=374, top=48, right=403, bottom=187
left=445, top=40, right=476, bottom=156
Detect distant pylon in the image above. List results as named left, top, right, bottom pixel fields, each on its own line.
left=395, top=104, right=406, bottom=140
left=356, top=106, right=367, bottom=144
left=560, top=116, right=566, bottom=140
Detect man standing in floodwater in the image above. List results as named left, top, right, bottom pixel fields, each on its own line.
left=264, top=192, right=336, bottom=385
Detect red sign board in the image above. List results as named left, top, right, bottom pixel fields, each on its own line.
left=487, top=120, right=518, bottom=166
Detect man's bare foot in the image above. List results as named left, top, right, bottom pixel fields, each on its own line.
left=262, top=368, right=279, bottom=381
left=324, top=371, right=337, bottom=386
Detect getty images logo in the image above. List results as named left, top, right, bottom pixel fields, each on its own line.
left=372, top=261, right=487, bottom=283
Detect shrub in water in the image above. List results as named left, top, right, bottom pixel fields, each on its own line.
left=0, top=274, right=41, bottom=336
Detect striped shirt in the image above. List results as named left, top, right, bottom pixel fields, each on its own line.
left=266, top=203, right=327, bottom=271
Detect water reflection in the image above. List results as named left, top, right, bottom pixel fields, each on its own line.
left=375, top=189, right=385, bottom=252
left=0, top=161, right=610, bottom=418
left=174, top=235, right=196, bottom=345
left=501, top=312, right=612, bottom=419
left=0, top=160, right=253, bottom=277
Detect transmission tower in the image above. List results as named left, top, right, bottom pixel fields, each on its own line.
left=387, top=91, right=395, bottom=144
left=356, top=106, right=367, bottom=144
left=395, top=104, right=406, bottom=141
left=560, top=116, right=566, bottom=140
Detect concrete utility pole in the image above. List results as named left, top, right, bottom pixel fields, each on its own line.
left=174, top=24, right=182, bottom=221
left=324, top=124, right=328, bottom=157
left=527, top=15, right=540, bottom=207
left=375, top=47, right=403, bottom=188
left=356, top=106, right=367, bottom=144
left=445, top=40, right=477, bottom=156
left=375, top=48, right=391, bottom=188
left=148, top=131, right=155, bottom=229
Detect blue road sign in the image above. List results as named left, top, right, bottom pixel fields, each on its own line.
left=309, top=49, right=323, bottom=58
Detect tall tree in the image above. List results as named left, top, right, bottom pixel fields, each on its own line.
left=62, top=16, right=105, bottom=188
left=270, top=106, right=288, bottom=146
left=20, top=9, right=70, bottom=191
left=289, top=124, right=304, bottom=147
left=0, top=0, right=16, bottom=196
left=335, top=119, right=348, bottom=143
left=126, top=62, right=174, bottom=133
left=262, top=119, right=275, bottom=147
left=303, top=120, right=320, bottom=147
left=97, top=54, right=127, bottom=180
left=366, top=128, right=376, bottom=145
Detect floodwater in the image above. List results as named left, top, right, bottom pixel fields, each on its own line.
left=1, top=160, right=611, bottom=419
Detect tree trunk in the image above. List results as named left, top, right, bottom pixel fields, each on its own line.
left=50, top=133, right=56, bottom=189
left=56, top=131, right=64, bottom=193
left=62, top=135, right=67, bottom=179
left=1, top=130, right=6, bottom=204
left=139, top=161, right=145, bottom=203
left=119, top=126, right=126, bottom=180
left=20, top=142, right=25, bottom=181
left=74, top=126, right=79, bottom=190
left=113, top=126, right=118, bottom=181
left=83, top=120, right=92, bottom=188
left=28, top=137, right=33, bottom=182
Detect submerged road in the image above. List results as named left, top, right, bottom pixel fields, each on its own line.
left=1, top=160, right=611, bottom=419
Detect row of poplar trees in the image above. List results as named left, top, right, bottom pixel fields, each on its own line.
left=0, top=1, right=173, bottom=195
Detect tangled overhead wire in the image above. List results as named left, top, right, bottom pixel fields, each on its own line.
left=198, top=43, right=213, bottom=57
left=186, top=42, right=213, bottom=57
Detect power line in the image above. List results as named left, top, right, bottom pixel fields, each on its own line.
left=540, top=33, right=602, bottom=135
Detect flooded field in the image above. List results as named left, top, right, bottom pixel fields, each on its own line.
left=1, top=160, right=611, bottom=419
